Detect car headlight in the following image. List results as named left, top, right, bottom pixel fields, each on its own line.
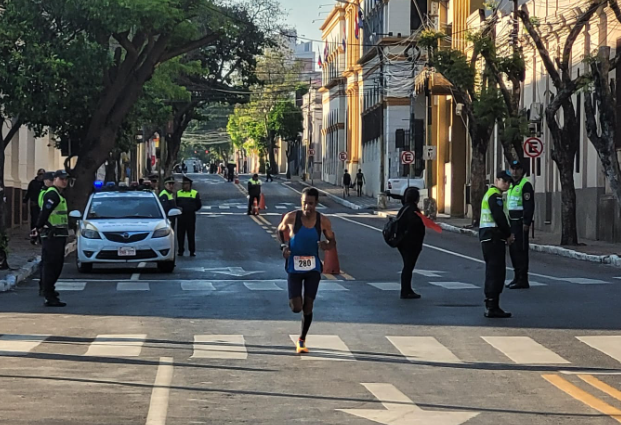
left=152, top=228, right=171, bottom=238
left=82, top=229, right=101, bottom=239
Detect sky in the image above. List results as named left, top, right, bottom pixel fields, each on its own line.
left=280, top=0, right=327, bottom=48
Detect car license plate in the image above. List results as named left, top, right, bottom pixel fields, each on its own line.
left=118, top=247, right=136, bottom=257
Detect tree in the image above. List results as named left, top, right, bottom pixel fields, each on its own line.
left=0, top=0, right=275, bottom=211
left=583, top=1, right=621, bottom=212
left=268, top=100, right=304, bottom=178
left=518, top=1, right=602, bottom=245
left=420, top=30, right=507, bottom=226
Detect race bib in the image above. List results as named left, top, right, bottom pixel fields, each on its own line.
left=294, top=256, right=316, bottom=272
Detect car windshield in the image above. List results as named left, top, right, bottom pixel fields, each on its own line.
left=86, top=196, right=163, bottom=219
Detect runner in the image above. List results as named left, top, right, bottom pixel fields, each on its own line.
left=277, top=187, right=336, bottom=354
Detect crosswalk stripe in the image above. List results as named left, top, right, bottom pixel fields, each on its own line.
left=117, top=282, right=150, bottom=291
left=244, top=282, right=283, bottom=291
left=320, top=282, right=348, bottom=291
left=429, top=282, right=479, bottom=289
left=192, top=335, right=247, bottom=359
left=56, top=282, right=87, bottom=291
left=564, top=278, right=611, bottom=285
left=85, top=334, right=146, bottom=357
left=289, top=335, right=354, bottom=361
left=482, top=336, right=570, bottom=364
left=387, top=336, right=462, bottom=364
left=367, top=282, right=401, bottom=291
left=0, top=334, right=49, bottom=355
left=577, top=336, right=621, bottom=363
left=181, top=281, right=215, bottom=291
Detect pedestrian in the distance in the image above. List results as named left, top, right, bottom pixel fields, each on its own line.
left=23, top=169, right=46, bottom=232
left=396, top=187, right=425, bottom=299
left=247, top=174, right=262, bottom=215
left=343, top=170, right=352, bottom=197
left=480, top=170, right=514, bottom=318
left=266, top=163, right=273, bottom=182
left=355, top=169, right=365, bottom=197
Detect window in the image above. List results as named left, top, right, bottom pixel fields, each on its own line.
left=88, top=197, right=163, bottom=219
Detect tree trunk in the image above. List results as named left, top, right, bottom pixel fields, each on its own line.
left=164, top=133, right=182, bottom=178
left=556, top=150, right=579, bottom=245
left=470, top=140, right=487, bottom=227
left=268, top=133, right=278, bottom=175
left=0, top=145, right=9, bottom=269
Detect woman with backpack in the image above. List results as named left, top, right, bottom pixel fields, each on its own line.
left=395, top=187, right=426, bottom=299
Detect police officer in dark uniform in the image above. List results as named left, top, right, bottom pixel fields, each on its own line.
left=247, top=174, right=262, bottom=215
left=480, top=170, right=514, bottom=318
left=31, top=170, right=70, bottom=307
left=159, top=177, right=177, bottom=228
left=506, top=160, right=535, bottom=289
left=176, top=176, right=202, bottom=257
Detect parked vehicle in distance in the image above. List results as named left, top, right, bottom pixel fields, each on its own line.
left=386, top=177, right=425, bottom=200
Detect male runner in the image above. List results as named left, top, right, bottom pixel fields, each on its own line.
left=277, top=187, right=336, bottom=354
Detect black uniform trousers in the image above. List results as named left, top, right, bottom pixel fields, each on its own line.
left=177, top=213, right=196, bottom=254
left=482, top=239, right=506, bottom=299
left=509, top=219, right=529, bottom=284
left=398, top=245, right=422, bottom=295
left=41, top=237, right=66, bottom=300
left=30, top=204, right=40, bottom=231
left=248, top=194, right=260, bottom=214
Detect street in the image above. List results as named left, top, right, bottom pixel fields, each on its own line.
left=2, top=173, right=621, bottom=424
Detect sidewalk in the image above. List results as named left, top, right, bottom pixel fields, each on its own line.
left=0, top=228, right=76, bottom=292
left=375, top=210, right=621, bottom=267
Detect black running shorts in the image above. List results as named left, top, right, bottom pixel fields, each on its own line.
left=287, top=271, right=321, bottom=300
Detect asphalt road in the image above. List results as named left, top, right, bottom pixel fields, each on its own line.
left=1, top=172, right=621, bottom=425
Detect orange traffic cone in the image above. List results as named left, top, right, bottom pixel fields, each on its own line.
left=322, top=245, right=340, bottom=274
left=235, top=177, right=239, bottom=184
left=259, top=193, right=266, bottom=210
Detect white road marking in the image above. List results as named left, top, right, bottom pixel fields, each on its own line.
left=192, top=335, right=248, bottom=359
left=367, top=282, right=401, bottom=291
left=505, top=280, right=547, bottom=287
left=428, top=281, right=479, bottom=289
left=56, top=282, right=87, bottom=291
left=577, top=336, right=621, bottom=363
left=289, top=335, right=354, bottom=361
left=244, top=282, right=283, bottom=291
left=85, top=334, right=146, bottom=357
left=413, top=270, right=444, bottom=277
left=117, top=282, right=150, bottom=291
left=219, top=206, right=230, bottom=210
left=387, top=336, right=462, bottom=364
left=181, top=281, right=215, bottom=291
left=275, top=205, right=286, bottom=209
left=561, top=278, right=610, bottom=285
left=145, top=357, right=174, bottom=425
left=319, top=282, right=348, bottom=291
left=482, top=336, right=570, bottom=364
left=0, top=334, right=49, bottom=355
left=130, top=262, right=147, bottom=281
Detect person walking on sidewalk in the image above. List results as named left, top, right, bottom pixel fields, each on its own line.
left=480, top=170, right=514, bottom=318
left=506, top=160, right=534, bottom=289
left=355, top=169, right=365, bottom=197
left=396, top=187, right=425, bottom=299
left=31, top=170, right=70, bottom=307
left=247, top=174, right=262, bottom=215
left=23, top=169, right=46, bottom=232
left=266, top=164, right=273, bottom=182
left=277, top=187, right=336, bottom=354
left=342, top=170, right=352, bottom=197
left=176, top=176, right=202, bottom=257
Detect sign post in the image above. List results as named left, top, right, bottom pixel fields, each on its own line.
left=523, top=137, right=543, bottom=159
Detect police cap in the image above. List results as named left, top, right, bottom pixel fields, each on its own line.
left=43, top=172, right=55, bottom=181
left=54, top=170, right=69, bottom=179
left=496, top=170, right=512, bottom=182
left=182, top=176, right=193, bottom=183
left=510, top=160, right=523, bottom=169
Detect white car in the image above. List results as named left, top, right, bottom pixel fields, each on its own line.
left=69, top=190, right=181, bottom=273
left=386, top=177, right=425, bottom=200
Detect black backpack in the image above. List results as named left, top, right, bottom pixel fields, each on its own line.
left=382, top=206, right=410, bottom=248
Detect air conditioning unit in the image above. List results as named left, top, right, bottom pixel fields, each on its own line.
left=529, top=102, right=543, bottom=122
left=455, top=103, right=464, bottom=116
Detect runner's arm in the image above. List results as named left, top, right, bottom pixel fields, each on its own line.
left=277, top=212, right=293, bottom=245
left=319, top=216, right=336, bottom=250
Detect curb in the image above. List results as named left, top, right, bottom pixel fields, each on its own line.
left=374, top=211, right=621, bottom=267
left=297, top=180, right=367, bottom=211
left=0, top=240, right=77, bottom=293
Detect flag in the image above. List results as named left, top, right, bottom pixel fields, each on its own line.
left=415, top=212, right=443, bottom=233
left=342, top=24, right=347, bottom=51
left=324, top=40, right=329, bottom=61
left=355, top=5, right=363, bottom=39
left=318, top=55, right=323, bottom=68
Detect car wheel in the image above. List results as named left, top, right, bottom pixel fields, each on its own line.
left=157, top=261, right=175, bottom=273
left=77, top=261, right=93, bottom=273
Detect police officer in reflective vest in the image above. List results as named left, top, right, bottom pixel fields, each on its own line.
left=31, top=170, right=70, bottom=307
left=38, top=172, right=55, bottom=210
left=506, top=160, right=535, bottom=289
left=480, top=170, right=514, bottom=318
left=247, top=174, right=262, bottom=215
left=159, top=177, right=177, bottom=228
left=176, top=176, right=202, bottom=257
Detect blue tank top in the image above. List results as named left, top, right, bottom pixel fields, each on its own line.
left=286, top=211, right=322, bottom=274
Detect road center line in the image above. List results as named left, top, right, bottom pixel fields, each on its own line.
left=131, top=262, right=147, bottom=281
left=332, top=215, right=558, bottom=280
left=145, top=357, right=174, bottom=425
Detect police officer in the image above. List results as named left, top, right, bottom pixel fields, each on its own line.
left=159, top=177, right=177, bottom=228
left=506, top=160, right=535, bottom=289
left=31, top=170, right=70, bottom=307
left=247, top=174, right=262, bottom=215
left=176, top=176, right=202, bottom=257
left=480, top=170, right=514, bottom=318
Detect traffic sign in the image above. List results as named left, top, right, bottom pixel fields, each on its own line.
left=339, top=151, right=348, bottom=161
left=524, top=137, right=544, bottom=158
left=422, top=146, right=437, bottom=161
left=401, top=151, right=415, bottom=165
left=308, top=149, right=315, bottom=156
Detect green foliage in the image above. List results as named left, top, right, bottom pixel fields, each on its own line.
left=268, top=101, right=303, bottom=141
left=431, top=49, right=476, bottom=93
left=473, top=87, right=506, bottom=128
left=419, top=30, right=446, bottom=49
left=497, top=53, right=526, bottom=78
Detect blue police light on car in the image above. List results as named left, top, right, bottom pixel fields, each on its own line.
left=94, top=180, right=104, bottom=191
